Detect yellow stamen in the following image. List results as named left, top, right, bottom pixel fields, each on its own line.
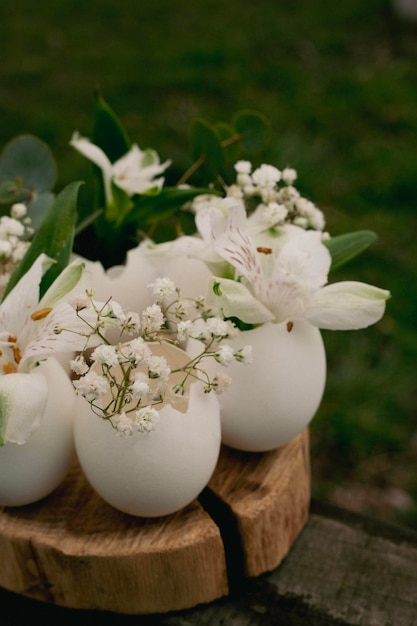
left=286, top=321, right=294, bottom=332
left=3, top=362, right=17, bottom=374
left=8, top=335, right=17, bottom=343
left=12, top=345, right=22, bottom=364
left=31, top=307, right=53, bottom=321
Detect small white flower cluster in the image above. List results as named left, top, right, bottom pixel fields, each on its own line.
left=228, top=160, right=326, bottom=232
left=68, top=280, right=252, bottom=437
left=0, top=203, right=33, bottom=296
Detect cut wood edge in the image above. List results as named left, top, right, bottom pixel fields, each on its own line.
left=0, top=462, right=229, bottom=614
left=207, top=429, right=311, bottom=577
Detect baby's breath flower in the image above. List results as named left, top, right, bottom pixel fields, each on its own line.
left=209, top=370, right=233, bottom=394
left=121, top=311, right=141, bottom=335
left=130, top=374, right=151, bottom=400
left=113, top=412, right=134, bottom=437
left=148, top=277, right=177, bottom=301
left=177, top=319, right=194, bottom=342
left=205, top=317, right=234, bottom=338
left=73, top=370, right=110, bottom=401
left=281, top=167, right=297, bottom=185
left=196, top=317, right=234, bottom=345
left=90, top=344, right=119, bottom=367
left=135, top=406, right=160, bottom=433
left=126, top=337, right=152, bottom=365
left=0, top=216, right=25, bottom=238
left=10, top=203, right=27, bottom=219
left=147, top=354, right=170, bottom=380
left=64, top=287, right=251, bottom=437
left=11, top=240, right=28, bottom=263
left=234, top=344, right=253, bottom=364
left=0, top=240, right=12, bottom=258
left=258, top=202, right=288, bottom=227
left=171, top=298, right=195, bottom=321
left=251, top=164, right=281, bottom=189
left=234, top=160, right=252, bottom=175
left=214, top=344, right=235, bottom=366
left=104, top=299, right=126, bottom=323
left=142, top=303, right=165, bottom=333
left=69, top=354, right=89, bottom=376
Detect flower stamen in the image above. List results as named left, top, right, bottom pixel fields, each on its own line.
left=30, top=307, right=53, bottom=321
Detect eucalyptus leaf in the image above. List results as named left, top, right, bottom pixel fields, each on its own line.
left=0, top=180, right=26, bottom=206
left=0, top=135, right=56, bottom=193
left=215, top=121, right=240, bottom=165
left=324, top=230, right=378, bottom=271
left=2, top=181, right=82, bottom=300
left=233, top=110, right=271, bottom=153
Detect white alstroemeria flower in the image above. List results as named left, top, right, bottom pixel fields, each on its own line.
left=207, top=212, right=390, bottom=330
left=70, top=132, right=171, bottom=206
left=0, top=255, right=89, bottom=445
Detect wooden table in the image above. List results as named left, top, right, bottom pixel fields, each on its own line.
left=1, top=499, right=416, bottom=625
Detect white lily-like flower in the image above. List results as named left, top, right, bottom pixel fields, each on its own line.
left=70, top=132, right=171, bottom=206
left=0, top=255, right=90, bottom=445
left=205, top=207, right=390, bottom=329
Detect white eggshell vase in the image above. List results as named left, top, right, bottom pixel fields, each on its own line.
left=74, top=382, right=221, bottom=518
left=0, top=358, right=76, bottom=506
left=219, top=320, right=327, bottom=452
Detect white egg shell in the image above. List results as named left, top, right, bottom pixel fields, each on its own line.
left=159, top=255, right=212, bottom=299
left=78, top=241, right=159, bottom=313
left=74, top=383, right=221, bottom=517
left=0, top=358, right=76, bottom=506
left=219, top=320, right=327, bottom=452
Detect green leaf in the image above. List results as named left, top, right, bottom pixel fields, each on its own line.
left=2, top=181, right=82, bottom=300
left=26, top=192, right=55, bottom=231
left=324, top=230, right=378, bottom=271
left=233, top=110, right=271, bottom=153
left=92, top=91, right=130, bottom=162
left=0, top=135, right=57, bottom=193
left=190, top=118, right=224, bottom=180
left=0, top=180, right=26, bottom=205
left=126, top=186, right=220, bottom=226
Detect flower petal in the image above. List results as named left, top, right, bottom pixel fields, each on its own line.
left=22, top=301, right=110, bottom=365
left=207, top=277, right=274, bottom=324
left=0, top=253, right=54, bottom=338
left=70, top=132, right=113, bottom=204
left=0, top=369, right=48, bottom=445
left=113, top=145, right=170, bottom=196
left=306, top=281, right=391, bottom=330
left=277, top=230, right=331, bottom=290
left=39, top=259, right=86, bottom=308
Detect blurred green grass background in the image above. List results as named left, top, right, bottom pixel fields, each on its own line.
left=1, top=0, right=416, bottom=526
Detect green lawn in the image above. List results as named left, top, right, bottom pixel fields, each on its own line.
left=1, top=0, right=416, bottom=526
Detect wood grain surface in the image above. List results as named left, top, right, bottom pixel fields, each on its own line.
left=0, top=430, right=310, bottom=614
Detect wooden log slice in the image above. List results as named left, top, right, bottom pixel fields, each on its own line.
left=207, top=428, right=311, bottom=578
left=0, top=429, right=310, bottom=614
left=0, top=461, right=228, bottom=614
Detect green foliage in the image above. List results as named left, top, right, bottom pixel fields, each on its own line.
left=0, top=135, right=57, bottom=226
left=325, top=230, right=378, bottom=271
left=233, top=110, right=271, bottom=153
left=1, top=182, right=81, bottom=300
left=92, top=90, right=130, bottom=163
left=72, top=95, right=272, bottom=267
left=187, top=110, right=271, bottom=186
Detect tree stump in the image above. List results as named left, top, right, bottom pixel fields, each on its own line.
left=0, top=429, right=310, bottom=614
